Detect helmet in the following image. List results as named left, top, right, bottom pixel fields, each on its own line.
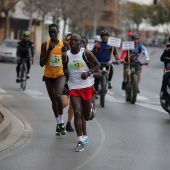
left=94, top=35, right=101, bottom=42
left=131, top=34, right=140, bottom=40
left=23, top=31, right=30, bottom=36
left=100, top=30, right=109, bottom=37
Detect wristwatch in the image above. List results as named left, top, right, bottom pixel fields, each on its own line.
left=87, top=71, right=91, bottom=76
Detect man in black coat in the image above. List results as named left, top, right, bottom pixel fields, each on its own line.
left=160, top=37, right=170, bottom=99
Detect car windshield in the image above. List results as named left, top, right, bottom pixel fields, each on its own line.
left=1, top=40, right=17, bottom=48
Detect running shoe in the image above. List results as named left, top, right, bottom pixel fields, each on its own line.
left=16, top=77, right=20, bottom=83
left=90, top=103, right=96, bottom=120
left=108, top=82, right=112, bottom=89
left=56, top=124, right=61, bottom=136
left=83, top=136, right=89, bottom=144
left=66, top=123, right=74, bottom=132
left=74, top=141, right=84, bottom=152
left=60, top=123, right=67, bottom=135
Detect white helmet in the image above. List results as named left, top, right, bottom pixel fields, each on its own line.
left=94, top=35, right=101, bottom=42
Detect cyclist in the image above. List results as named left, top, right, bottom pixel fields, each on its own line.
left=92, top=30, right=119, bottom=91
left=160, top=37, right=170, bottom=99
left=121, top=33, right=149, bottom=93
left=62, top=34, right=100, bottom=152
left=16, top=31, right=34, bottom=83
left=39, top=24, right=69, bottom=136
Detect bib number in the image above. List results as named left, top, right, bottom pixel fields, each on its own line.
left=69, top=60, right=84, bottom=71
left=50, top=54, right=62, bottom=66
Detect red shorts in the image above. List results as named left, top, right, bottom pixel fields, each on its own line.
left=68, top=86, right=96, bottom=100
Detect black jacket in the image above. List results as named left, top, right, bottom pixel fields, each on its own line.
left=160, top=48, right=170, bottom=68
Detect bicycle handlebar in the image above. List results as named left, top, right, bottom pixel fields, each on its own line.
left=125, top=62, right=147, bottom=66
left=100, top=61, right=119, bottom=66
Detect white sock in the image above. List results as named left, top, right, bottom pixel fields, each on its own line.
left=58, top=115, right=64, bottom=124
left=78, top=136, right=83, bottom=142
left=56, top=117, right=60, bottom=124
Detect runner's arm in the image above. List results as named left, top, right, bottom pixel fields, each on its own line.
left=39, top=42, right=51, bottom=67
left=62, top=52, right=69, bottom=79
left=85, top=50, right=100, bottom=74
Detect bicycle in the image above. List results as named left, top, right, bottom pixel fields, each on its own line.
left=19, top=59, right=28, bottom=91
left=99, top=61, right=119, bottom=108
left=124, top=62, right=145, bottom=104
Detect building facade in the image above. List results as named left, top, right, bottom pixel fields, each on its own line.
left=84, top=0, right=120, bottom=38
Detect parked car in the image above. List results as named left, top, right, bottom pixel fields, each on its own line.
left=0, top=39, right=18, bottom=63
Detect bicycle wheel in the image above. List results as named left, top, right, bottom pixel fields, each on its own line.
left=20, top=69, right=24, bottom=89
left=130, top=74, right=138, bottom=104
left=125, top=78, right=131, bottom=102
left=22, top=67, right=27, bottom=91
left=100, top=74, right=107, bottom=108
left=20, top=64, right=27, bottom=91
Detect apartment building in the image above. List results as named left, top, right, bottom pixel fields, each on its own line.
left=84, top=0, right=120, bottom=38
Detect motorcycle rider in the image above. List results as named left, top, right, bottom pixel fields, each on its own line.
left=160, top=37, right=170, bottom=99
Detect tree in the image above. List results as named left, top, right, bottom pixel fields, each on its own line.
left=147, top=0, right=170, bottom=36
left=125, top=2, right=148, bottom=33
left=0, top=0, right=20, bottom=38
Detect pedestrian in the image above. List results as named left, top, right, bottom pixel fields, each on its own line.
left=39, top=24, right=69, bottom=136
left=62, top=32, right=75, bottom=132
left=62, top=34, right=100, bottom=152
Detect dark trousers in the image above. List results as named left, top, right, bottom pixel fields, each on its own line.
left=161, top=72, right=170, bottom=93
left=94, top=64, right=113, bottom=91
left=16, top=59, right=30, bottom=77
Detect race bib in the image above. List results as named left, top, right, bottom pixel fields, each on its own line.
left=69, top=60, right=84, bottom=71
left=50, top=54, right=62, bottom=66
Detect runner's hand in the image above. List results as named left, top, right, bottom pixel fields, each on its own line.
left=81, top=72, right=88, bottom=80
left=64, top=70, right=69, bottom=79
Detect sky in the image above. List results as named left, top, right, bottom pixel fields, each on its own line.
left=127, top=0, right=153, bottom=5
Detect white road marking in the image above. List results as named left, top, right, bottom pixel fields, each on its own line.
left=23, top=89, right=44, bottom=95
left=0, top=88, right=6, bottom=93
left=136, top=102, right=168, bottom=115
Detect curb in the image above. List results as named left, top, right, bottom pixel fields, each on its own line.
left=0, top=110, right=12, bottom=142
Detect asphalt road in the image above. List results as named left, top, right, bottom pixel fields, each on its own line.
left=0, top=47, right=170, bottom=170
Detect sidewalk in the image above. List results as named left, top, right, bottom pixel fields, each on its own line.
left=0, top=103, right=28, bottom=155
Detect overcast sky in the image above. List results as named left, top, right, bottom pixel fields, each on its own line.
left=127, top=0, right=153, bottom=5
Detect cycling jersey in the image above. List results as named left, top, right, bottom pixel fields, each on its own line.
left=16, top=39, right=34, bottom=59
left=120, top=43, right=149, bottom=63
left=92, top=41, right=119, bottom=62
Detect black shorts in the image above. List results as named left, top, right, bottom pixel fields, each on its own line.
left=62, top=84, right=69, bottom=95
left=42, top=75, right=64, bottom=83
left=124, top=62, right=142, bottom=72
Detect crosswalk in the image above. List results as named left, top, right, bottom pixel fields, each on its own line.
left=0, top=87, right=167, bottom=114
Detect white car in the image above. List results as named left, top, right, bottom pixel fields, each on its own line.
left=0, top=39, right=18, bottom=63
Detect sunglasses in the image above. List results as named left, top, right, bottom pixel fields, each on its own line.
left=23, top=35, right=29, bottom=37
